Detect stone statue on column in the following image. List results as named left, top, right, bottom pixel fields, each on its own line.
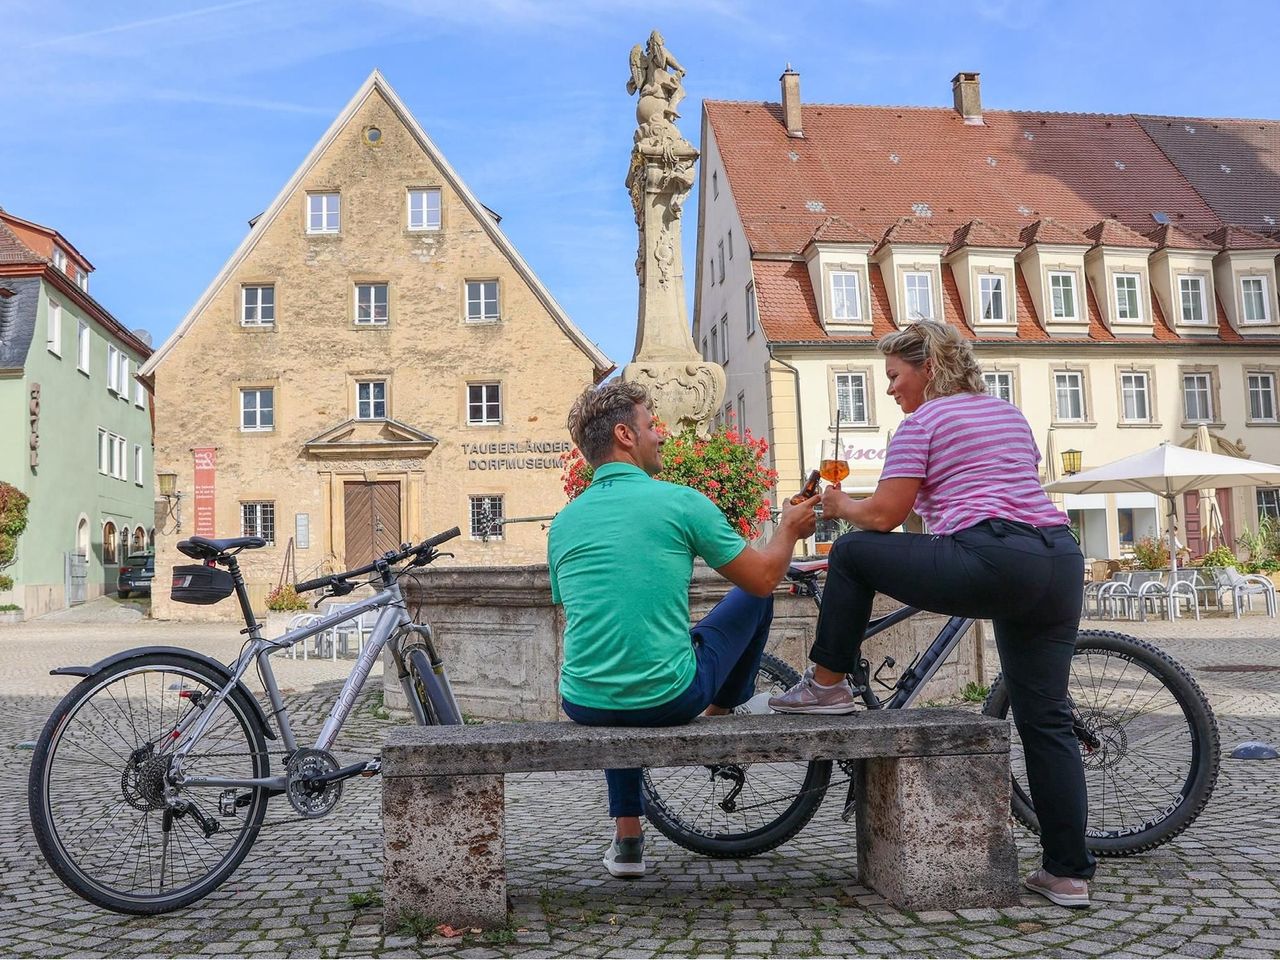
left=622, top=30, right=725, bottom=436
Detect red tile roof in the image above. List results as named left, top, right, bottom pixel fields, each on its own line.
left=872, top=216, right=949, bottom=253
left=0, top=218, right=41, bottom=265
left=945, top=219, right=1024, bottom=255
left=809, top=215, right=877, bottom=245
left=1084, top=217, right=1157, bottom=249
left=1203, top=224, right=1280, bottom=251
left=1019, top=217, right=1091, bottom=246
left=1147, top=222, right=1214, bottom=250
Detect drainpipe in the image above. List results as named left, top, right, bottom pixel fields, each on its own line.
left=767, top=346, right=806, bottom=478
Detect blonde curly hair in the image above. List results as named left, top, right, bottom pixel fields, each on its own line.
left=877, top=321, right=985, bottom=400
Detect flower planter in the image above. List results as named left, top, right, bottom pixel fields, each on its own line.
left=0, top=610, right=24, bottom=626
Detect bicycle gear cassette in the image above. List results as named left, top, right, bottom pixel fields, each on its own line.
left=285, top=748, right=343, bottom=818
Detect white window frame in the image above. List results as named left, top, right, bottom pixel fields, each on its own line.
left=241, top=501, right=276, bottom=545
left=133, top=444, right=143, bottom=486
left=134, top=378, right=146, bottom=408
left=1241, top=275, right=1271, bottom=324
left=46, top=299, right=62, bottom=355
left=710, top=325, right=718, bottom=366
left=1177, top=275, right=1208, bottom=324
left=1054, top=371, right=1086, bottom=422
left=98, top=428, right=109, bottom=475
left=1248, top=372, right=1277, bottom=422
left=467, top=382, right=502, bottom=425
left=356, top=380, right=387, bottom=420
left=77, top=321, right=90, bottom=373
left=119, top=353, right=130, bottom=400
left=979, top=274, right=1006, bottom=322
left=736, top=392, right=746, bottom=431
left=465, top=280, right=500, bottom=323
left=354, top=283, right=389, bottom=325
left=835, top=371, right=870, bottom=426
left=307, top=192, right=340, bottom=234
left=77, top=271, right=88, bottom=292
left=241, top=285, right=275, bottom=327
left=52, top=246, right=67, bottom=271
left=830, top=271, right=862, bottom=322
left=983, top=371, right=1013, bottom=403
left=469, top=495, right=504, bottom=541
left=109, top=434, right=126, bottom=481
left=903, top=272, right=934, bottom=320
left=240, top=388, right=275, bottom=432
left=1113, top=273, right=1143, bottom=322
left=1120, top=371, right=1151, bottom=423
left=1049, top=271, right=1078, bottom=320
left=1182, top=373, right=1213, bottom=423
left=745, top=282, right=757, bottom=337
left=408, top=187, right=442, bottom=231
left=720, top=316, right=728, bottom=364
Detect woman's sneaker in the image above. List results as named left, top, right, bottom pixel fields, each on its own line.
left=768, top=667, right=859, bottom=714
left=603, top=835, right=646, bottom=878
left=1023, top=868, right=1090, bottom=908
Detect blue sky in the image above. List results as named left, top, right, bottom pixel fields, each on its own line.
left=3, top=0, right=1277, bottom=367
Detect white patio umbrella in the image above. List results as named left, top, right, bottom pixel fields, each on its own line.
left=1042, top=427, right=1063, bottom=506
left=1046, top=443, right=1280, bottom=617
left=1192, top=425, right=1225, bottom=552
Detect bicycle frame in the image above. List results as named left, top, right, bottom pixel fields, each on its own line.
left=167, top=575, right=416, bottom=793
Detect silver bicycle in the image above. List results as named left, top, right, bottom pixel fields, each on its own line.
left=27, top=526, right=463, bottom=915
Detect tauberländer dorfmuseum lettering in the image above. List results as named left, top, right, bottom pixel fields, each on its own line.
left=463, top=439, right=572, bottom=470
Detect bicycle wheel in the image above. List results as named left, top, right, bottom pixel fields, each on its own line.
left=642, top=653, right=833, bottom=858
left=28, top=653, right=271, bottom=914
left=406, top=647, right=461, bottom=726
left=982, top=629, right=1219, bottom=856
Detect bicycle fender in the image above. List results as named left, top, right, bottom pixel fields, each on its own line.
left=50, top=646, right=277, bottom=740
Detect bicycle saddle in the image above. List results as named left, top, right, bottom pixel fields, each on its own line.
left=178, top=535, right=268, bottom=559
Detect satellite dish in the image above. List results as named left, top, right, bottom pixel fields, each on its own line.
left=131, top=328, right=153, bottom=346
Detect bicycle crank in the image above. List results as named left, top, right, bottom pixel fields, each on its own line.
left=285, top=748, right=343, bottom=818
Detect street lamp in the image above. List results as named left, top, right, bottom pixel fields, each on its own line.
left=158, top=472, right=183, bottom=533
left=1061, top=449, right=1083, bottom=476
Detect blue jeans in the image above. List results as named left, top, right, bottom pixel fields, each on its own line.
left=561, top=588, right=774, bottom=818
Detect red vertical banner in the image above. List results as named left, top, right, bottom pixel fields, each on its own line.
left=193, top=447, right=216, bottom=536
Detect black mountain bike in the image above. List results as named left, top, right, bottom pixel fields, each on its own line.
left=642, top=557, right=1220, bottom=859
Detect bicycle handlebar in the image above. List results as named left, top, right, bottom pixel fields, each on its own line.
left=293, top=526, right=461, bottom=593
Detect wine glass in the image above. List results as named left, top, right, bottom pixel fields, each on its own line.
left=820, top=439, right=850, bottom=486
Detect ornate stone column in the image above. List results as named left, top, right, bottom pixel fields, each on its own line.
left=621, top=30, right=724, bottom=436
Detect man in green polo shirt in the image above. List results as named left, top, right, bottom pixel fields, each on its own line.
left=549, top=380, right=817, bottom=878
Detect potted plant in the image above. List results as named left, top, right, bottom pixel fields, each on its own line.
left=0, top=603, right=22, bottom=626
left=1132, top=537, right=1170, bottom=570
left=264, top=583, right=310, bottom=635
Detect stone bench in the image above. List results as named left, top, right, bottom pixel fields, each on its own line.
left=382, top=710, right=1019, bottom=929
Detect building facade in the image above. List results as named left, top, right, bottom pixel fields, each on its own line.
left=0, top=210, right=154, bottom=617
left=695, top=71, right=1280, bottom=561
left=142, top=72, right=612, bottom=620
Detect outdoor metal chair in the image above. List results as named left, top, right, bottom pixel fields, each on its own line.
left=1136, top=568, right=1200, bottom=621
left=1091, top=571, right=1134, bottom=619
left=1212, top=567, right=1278, bottom=619
left=285, top=613, right=323, bottom=660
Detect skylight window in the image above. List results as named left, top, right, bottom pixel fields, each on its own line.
left=911, top=202, right=933, bottom=218
left=889, top=153, right=901, bottom=164
left=1023, top=131, right=1035, bottom=141
left=1152, top=212, right=1170, bottom=225
left=1114, top=161, right=1126, bottom=170
left=986, top=156, right=997, bottom=167
left=1184, top=125, right=1196, bottom=134
left=1220, top=164, right=1232, bottom=174
left=805, top=200, right=826, bottom=213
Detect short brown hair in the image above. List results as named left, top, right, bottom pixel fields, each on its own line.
left=567, top=380, right=652, bottom=466
left=877, top=320, right=985, bottom=399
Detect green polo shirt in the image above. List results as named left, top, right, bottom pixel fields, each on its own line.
left=548, top=462, right=747, bottom=710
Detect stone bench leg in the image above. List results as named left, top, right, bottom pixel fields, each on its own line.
left=854, top=752, right=1019, bottom=910
left=383, top=774, right=507, bottom=931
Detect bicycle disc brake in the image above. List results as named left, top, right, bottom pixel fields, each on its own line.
left=286, top=748, right=343, bottom=818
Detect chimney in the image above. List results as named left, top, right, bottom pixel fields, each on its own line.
left=780, top=64, right=803, bottom=139
left=951, top=71, right=983, bottom=125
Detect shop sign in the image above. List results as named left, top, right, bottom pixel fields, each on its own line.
left=193, top=447, right=216, bottom=536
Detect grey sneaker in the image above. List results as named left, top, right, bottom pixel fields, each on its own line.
left=1024, top=868, right=1089, bottom=908
left=768, top=667, right=859, bottom=715
left=603, top=835, right=646, bottom=878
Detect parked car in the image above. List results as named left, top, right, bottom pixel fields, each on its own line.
left=117, top=553, right=155, bottom=599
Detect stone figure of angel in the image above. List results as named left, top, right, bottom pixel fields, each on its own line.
left=627, top=30, right=687, bottom=139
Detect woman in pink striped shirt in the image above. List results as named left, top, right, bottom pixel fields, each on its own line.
left=770, top=320, right=1094, bottom=908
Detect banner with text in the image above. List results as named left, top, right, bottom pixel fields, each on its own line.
left=193, top=447, right=216, bottom=536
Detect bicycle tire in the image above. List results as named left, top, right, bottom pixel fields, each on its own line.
left=29, top=652, right=270, bottom=914
left=406, top=647, right=460, bottom=726
left=982, top=629, right=1219, bottom=856
left=642, top=653, right=833, bottom=858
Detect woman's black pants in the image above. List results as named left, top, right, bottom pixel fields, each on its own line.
left=811, top=519, right=1096, bottom=880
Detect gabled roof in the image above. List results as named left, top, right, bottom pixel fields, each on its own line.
left=1147, top=222, right=1215, bottom=250
left=807, top=215, right=876, bottom=246
left=0, top=209, right=93, bottom=272
left=141, top=70, right=611, bottom=378
left=303, top=418, right=439, bottom=458
left=1203, top=224, right=1280, bottom=251
left=872, top=216, right=948, bottom=253
left=1019, top=217, right=1091, bottom=247
left=0, top=217, right=39, bottom=264
left=946, top=219, right=1023, bottom=255
left=1084, top=217, right=1157, bottom=249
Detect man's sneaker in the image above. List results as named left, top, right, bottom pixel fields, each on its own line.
left=1023, top=868, right=1090, bottom=908
left=768, top=667, right=860, bottom=715
left=603, top=835, right=646, bottom=878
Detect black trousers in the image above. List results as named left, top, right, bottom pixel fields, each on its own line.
left=811, top=519, right=1096, bottom=880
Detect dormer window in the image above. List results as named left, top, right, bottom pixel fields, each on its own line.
left=76, top=271, right=87, bottom=292
left=1049, top=272, right=1078, bottom=320
left=52, top=246, right=67, bottom=271
left=1241, top=276, right=1271, bottom=324
left=904, top=272, right=933, bottom=319
left=979, top=275, right=1006, bottom=321
left=1178, top=276, right=1208, bottom=324
left=1113, top=274, right=1143, bottom=322
left=830, top=272, right=862, bottom=321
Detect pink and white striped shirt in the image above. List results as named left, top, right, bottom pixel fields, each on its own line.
left=880, top=392, right=1069, bottom=535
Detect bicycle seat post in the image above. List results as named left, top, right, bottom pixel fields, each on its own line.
left=224, top=555, right=261, bottom=639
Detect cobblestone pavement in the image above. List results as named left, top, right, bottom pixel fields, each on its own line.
left=2, top=612, right=1279, bottom=957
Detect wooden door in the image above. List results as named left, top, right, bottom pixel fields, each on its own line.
left=344, top=481, right=401, bottom=568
